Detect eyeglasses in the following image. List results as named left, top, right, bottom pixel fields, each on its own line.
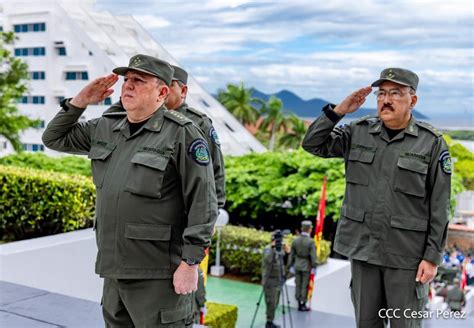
left=373, top=89, right=413, bottom=100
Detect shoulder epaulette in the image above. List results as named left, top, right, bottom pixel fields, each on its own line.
left=102, top=101, right=126, bottom=118
left=102, top=110, right=126, bottom=118
left=164, top=110, right=192, bottom=126
left=186, top=106, right=206, bottom=118
left=415, top=121, right=442, bottom=137
left=353, top=115, right=377, bottom=125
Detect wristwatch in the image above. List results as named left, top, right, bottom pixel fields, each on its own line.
left=60, top=97, right=72, bottom=111
left=183, top=258, right=201, bottom=266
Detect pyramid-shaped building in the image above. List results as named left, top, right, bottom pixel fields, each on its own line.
left=0, top=0, right=266, bottom=156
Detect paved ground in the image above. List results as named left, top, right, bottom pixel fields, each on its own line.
left=1, top=280, right=473, bottom=327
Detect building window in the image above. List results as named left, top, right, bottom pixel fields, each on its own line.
left=56, top=96, right=65, bottom=104
left=57, top=47, right=67, bottom=56
left=29, top=71, right=46, bottom=80
left=201, top=99, right=210, bottom=107
left=98, top=97, right=112, bottom=106
left=65, top=71, right=89, bottom=80
left=22, top=143, right=45, bottom=152
left=19, top=96, right=45, bottom=104
left=13, top=23, right=46, bottom=33
left=224, top=122, right=235, bottom=132
left=14, top=47, right=46, bottom=56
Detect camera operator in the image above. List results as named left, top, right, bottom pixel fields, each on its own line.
left=262, top=230, right=290, bottom=328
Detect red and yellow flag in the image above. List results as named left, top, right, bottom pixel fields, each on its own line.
left=199, top=248, right=210, bottom=286
left=315, top=176, right=327, bottom=258
left=461, top=264, right=467, bottom=290
left=307, top=177, right=328, bottom=305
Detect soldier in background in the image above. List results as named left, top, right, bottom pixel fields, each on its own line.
left=262, top=231, right=290, bottom=328
left=288, top=221, right=317, bottom=311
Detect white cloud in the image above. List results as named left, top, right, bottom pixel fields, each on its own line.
left=95, top=0, right=473, bottom=116
left=132, top=14, right=171, bottom=29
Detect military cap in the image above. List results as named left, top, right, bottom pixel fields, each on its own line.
left=301, top=220, right=313, bottom=228
left=371, top=67, right=419, bottom=91
left=171, top=65, right=188, bottom=85
left=113, top=54, right=174, bottom=86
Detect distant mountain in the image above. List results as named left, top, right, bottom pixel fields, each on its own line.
left=249, top=88, right=429, bottom=120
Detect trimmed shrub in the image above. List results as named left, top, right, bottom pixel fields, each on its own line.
left=210, top=225, right=331, bottom=281
left=0, top=152, right=91, bottom=176
left=0, top=165, right=95, bottom=241
left=204, top=302, right=238, bottom=328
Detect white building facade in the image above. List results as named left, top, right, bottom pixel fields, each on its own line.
left=0, top=0, right=266, bottom=156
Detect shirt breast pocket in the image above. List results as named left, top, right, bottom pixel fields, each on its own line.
left=346, top=147, right=376, bottom=186
left=124, top=151, right=170, bottom=198
left=394, top=157, right=428, bottom=198
left=88, top=145, right=115, bottom=188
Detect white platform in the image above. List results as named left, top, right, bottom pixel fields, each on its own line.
left=0, top=228, right=103, bottom=302
left=285, top=258, right=354, bottom=318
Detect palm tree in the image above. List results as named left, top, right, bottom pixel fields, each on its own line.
left=217, top=83, right=261, bottom=125
left=259, top=96, right=288, bottom=151
left=279, top=113, right=307, bottom=150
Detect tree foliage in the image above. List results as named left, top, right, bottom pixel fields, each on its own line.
left=0, top=31, right=38, bottom=151
left=278, top=113, right=307, bottom=150
left=217, top=83, right=261, bottom=125
left=225, top=149, right=346, bottom=221
left=259, top=96, right=289, bottom=151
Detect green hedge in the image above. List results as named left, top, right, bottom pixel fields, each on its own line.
left=205, top=302, right=238, bottom=328
left=0, top=165, right=95, bottom=241
left=209, top=225, right=331, bottom=281
left=0, top=152, right=91, bottom=176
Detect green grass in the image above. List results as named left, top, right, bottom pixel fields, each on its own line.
left=206, top=276, right=287, bottom=328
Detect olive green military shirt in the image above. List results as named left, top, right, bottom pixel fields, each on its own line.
left=262, top=246, right=284, bottom=288
left=42, top=100, right=218, bottom=279
left=104, top=101, right=226, bottom=209
left=176, top=103, right=226, bottom=209
left=302, top=107, right=451, bottom=270
left=288, top=234, right=317, bottom=272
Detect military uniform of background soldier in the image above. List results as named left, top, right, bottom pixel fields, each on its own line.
left=42, top=54, right=218, bottom=327
left=445, top=278, right=466, bottom=312
left=261, top=231, right=290, bottom=328
left=288, top=220, right=317, bottom=312
left=302, top=68, right=451, bottom=328
left=103, top=64, right=226, bottom=209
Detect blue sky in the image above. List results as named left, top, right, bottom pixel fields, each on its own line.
left=95, top=0, right=473, bottom=122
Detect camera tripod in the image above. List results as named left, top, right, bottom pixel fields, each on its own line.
left=250, top=250, right=293, bottom=328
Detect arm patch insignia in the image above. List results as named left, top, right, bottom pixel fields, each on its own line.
left=209, top=127, right=221, bottom=145
left=439, top=150, right=452, bottom=175
left=188, top=138, right=210, bottom=166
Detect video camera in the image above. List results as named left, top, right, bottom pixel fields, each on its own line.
left=272, top=229, right=290, bottom=253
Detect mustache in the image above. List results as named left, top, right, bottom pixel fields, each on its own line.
left=381, top=104, right=394, bottom=111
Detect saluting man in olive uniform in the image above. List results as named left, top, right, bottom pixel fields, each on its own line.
left=104, top=65, right=226, bottom=209
left=288, top=221, right=317, bottom=311
left=302, top=68, right=451, bottom=328
left=42, top=54, right=218, bottom=327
